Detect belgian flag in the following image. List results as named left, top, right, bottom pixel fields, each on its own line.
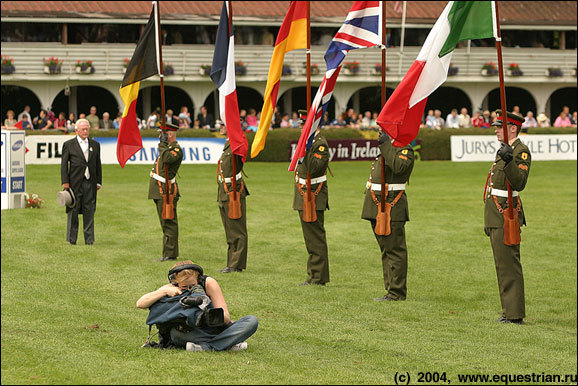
left=117, top=5, right=160, bottom=167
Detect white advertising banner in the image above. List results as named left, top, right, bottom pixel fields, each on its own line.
left=451, top=134, right=577, bottom=162
left=25, top=136, right=226, bottom=165
left=1, top=130, right=26, bottom=209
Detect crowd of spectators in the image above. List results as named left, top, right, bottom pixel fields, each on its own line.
left=3, top=104, right=577, bottom=133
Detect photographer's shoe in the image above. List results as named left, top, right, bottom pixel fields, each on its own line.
left=186, top=342, right=206, bottom=352
left=373, top=295, right=397, bottom=302
left=230, top=342, right=248, bottom=352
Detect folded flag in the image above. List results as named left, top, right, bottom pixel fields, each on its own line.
left=377, top=1, right=497, bottom=147
left=117, top=4, right=160, bottom=167
left=289, top=1, right=382, bottom=171
left=251, top=1, right=307, bottom=159
left=211, top=1, right=248, bottom=162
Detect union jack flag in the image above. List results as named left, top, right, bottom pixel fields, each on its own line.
left=289, top=1, right=382, bottom=171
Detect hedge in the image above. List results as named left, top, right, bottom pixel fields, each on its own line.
left=23, top=126, right=576, bottom=161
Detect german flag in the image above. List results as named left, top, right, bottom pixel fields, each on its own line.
left=250, top=1, right=307, bottom=159
left=117, top=5, right=159, bottom=167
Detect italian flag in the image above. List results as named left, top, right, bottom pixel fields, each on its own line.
left=377, top=1, right=497, bottom=147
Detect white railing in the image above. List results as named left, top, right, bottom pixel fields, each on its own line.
left=1, top=43, right=577, bottom=82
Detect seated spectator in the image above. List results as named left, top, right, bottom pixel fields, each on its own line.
left=272, top=106, right=281, bottom=128
left=100, top=112, right=114, bottom=129
left=572, top=112, right=578, bottom=128
left=245, top=109, right=258, bottom=132
left=536, top=112, right=550, bottom=127
left=68, top=112, right=77, bottom=132
left=147, top=108, right=161, bottom=129
left=20, top=114, right=32, bottom=130
left=427, top=109, right=444, bottom=130
left=458, top=107, right=471, bottom=128
left=46, top=110, right=56, bottom=124
left=361, top=111, right=372, bottom=129
left=192, top=119, right=201, bottom=129
left=18, top=105, right=33, bottom=129
left=446, top=108, right=460, bottom=128
left=553, top=111, right=572, bottom=127
left=289, top=112, right=300, bottom=128
left=370, top=111, right=379, bottom=128
left=113, top=112, right=123, bottom=129
left=33, top=109, right=53, bottom=130
left=3, top=110, right=17, bottom=129
left=471, top=111, right=484, bottom=128
left=178, top=106, right=192, bottom=128
left=178, top=117, right=188, bottom=129
left=166, top=109, right=176, bottom=125
left=320, top=111, right=331, bottom=128
left=521, top=111, right=537, bottom=131
left=280, top=113, right=291, bottom=128
left=349, top=113, right=361, bottom=129
left=54, top=112, right=68, bottom=132
left=481, top=110, right=491, bottom=128
left=344, top=108, right=356, bottom=126
left=425, top=109, right=436, bottom=128
left=331, top=114, right=347, bottom=127
left=239, top=109, right=249, bottom=131
left=86, top=106, right=100, bottom=129
left=197, top=106, right=215, bottom=130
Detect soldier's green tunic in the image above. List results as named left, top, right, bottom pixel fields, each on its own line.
left=484, top=137, right=531, bottom=320
left=217, top=139, right=249, bottom=270
left=361, top=140, right=414, bottom=300
left=293, top=133, right=330, bottom=284
left=148, top=140, right=183, bottom=259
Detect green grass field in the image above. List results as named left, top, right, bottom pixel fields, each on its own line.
left=1, top=160, right=576, bottom=385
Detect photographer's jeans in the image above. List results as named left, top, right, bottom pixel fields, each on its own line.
left=170, top=315, right=258, bottom=351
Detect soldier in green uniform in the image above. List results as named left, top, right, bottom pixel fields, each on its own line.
left=217, top=139, right=249, bottom=273
left=293, top=130, right=330, bottom=285
left=484, top=110, right=530, bottom=324
left=148, top=124, right=183, bottom=262
left=362, top=131, right=414, bottom=301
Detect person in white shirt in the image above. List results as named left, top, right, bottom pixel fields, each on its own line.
left=458, top=107, right=471, bottom=128
left=446, top=108, right=460, bottom=128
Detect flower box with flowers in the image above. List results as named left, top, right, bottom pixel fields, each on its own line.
left=2, top=55, right=15, bottom=74
left=546, top=68, right=563, bottom=77
left=481, top=62, right=498, bottom=76
left=343, top=61, right=360, bottom=75
left=302, top=62, right=320, bottom=75
left=282, top=64, right=292, bottom=76
left=448, top=64, right=459, bottom=76
left=163, top=62, right=175, bottom=76
left=25, top=192, right=44, bottom=209
left=235, top=61, right=247, bottom=76
left=199, top=64, right=211, bottom=76
left=76, top=60, right=95, bottom=74
left=507, top=63, right=523, bottom=76
left=122, top=58, right=130, bottom=74
left=43, top=57, right=63, bottom=74
left=372, top=64, right=390, bottom=75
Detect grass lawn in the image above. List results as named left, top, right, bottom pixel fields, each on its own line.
left=1, top=160, right=576, bottom=385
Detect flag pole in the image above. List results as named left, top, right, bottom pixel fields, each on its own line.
left=228, top=1, right=238, bottom=200
left=398, top=1, right=407, bottom=74
left=155, top=0, right=173, bottom=220
left=380, top=0, right=387, bottom=214
left=493, top=1, right=514, bottom=220
left=306, top=1, right=311, bottom=112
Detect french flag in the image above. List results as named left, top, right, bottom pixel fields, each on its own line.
left=210, top=1, right=247, bottom=162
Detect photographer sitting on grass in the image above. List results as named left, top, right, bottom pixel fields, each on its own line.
left=136, top=260, right=258, bottom=352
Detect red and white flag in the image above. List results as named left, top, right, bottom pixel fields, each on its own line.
left=210, top=1, right=248, bottom=162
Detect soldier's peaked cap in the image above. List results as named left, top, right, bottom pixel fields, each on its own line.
left=164, top=123, right=179, bottom=131
left=492, top=109, right=524, bottom=127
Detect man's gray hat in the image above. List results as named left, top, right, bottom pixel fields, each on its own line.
left=57, top=188, right=76, bottom=208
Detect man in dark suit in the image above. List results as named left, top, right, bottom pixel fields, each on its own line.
left=61, top=118, right=102, bottom=245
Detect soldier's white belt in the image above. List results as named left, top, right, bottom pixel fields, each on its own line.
left=490, top=188, right=519, bottom=197
left=218, top=172, right=243, bottom=184
left=366, top=182, right=406, bottom=191
left=296, top=175, right=327, bottom=185
left=150, top=171, right=176, bottom=184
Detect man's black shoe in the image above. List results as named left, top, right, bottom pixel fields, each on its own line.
left=497, top=316, right=524, bottom=325
left=373, top=295, right=398, bottom=302
left=299, top=281, right=325, bottom=286
left=157, top=256, right=177, bottom=262
left=219, top=266, right=242, bottom=273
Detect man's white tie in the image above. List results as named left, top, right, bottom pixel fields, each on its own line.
left=83, top=141, right=90, bottom=179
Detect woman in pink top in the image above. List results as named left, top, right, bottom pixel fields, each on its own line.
left=554, top=112, right=572, bottom=127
